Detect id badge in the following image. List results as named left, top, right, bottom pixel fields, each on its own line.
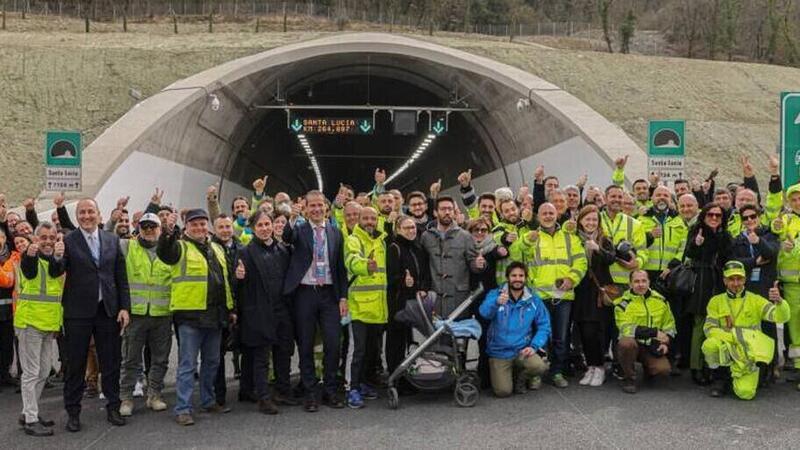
left=750, top=268, right=761, bottom=282
left=315, top=262, right=326, bottom=279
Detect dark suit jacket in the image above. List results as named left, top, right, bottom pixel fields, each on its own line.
left=282, top=220, right=348, bottom=300
left=57, top=227, right=131, bottom=319
left=236, top=240, right=291, bottom=347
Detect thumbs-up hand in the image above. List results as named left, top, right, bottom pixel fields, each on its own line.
left=585, top=239, right=599, bottom=252
left=521, top=207, right=533, bottom=223
left=497, top=288, right=509, bottom=306
left=651, top=225, right=662, bottom=238
left=404, top=269, right=414, bottom=288
left=769, top=281, right=782, bottom=304
left=475, top=253, right=486, bottom=269
left=564, top=219, right=577, bottom=233
left=54, top=235, right=65, bottom=259
left=166, top=212, right=179, bottom=232
left=695, top=229, right=705, bottom=246
left=374, top=168, right=387, bottom=185
left=27, top=236, right=39, bottom=257
left=235, top=260, right=246, bottom=280
left=252, top=175, right=268, bottom=194
left=783, top=238, right=794, bottom=252
left=534, top=165, right=545, bottom=182
left=367, top=250, right=378, bottom=274
left=526, top=230, right=539, bottom=242
left=506, top=231, right=518, bottom=243
left=747, top=229, right=760, bottom=245
left=430, top=178, right=442, bottom=197
left=457, top=169, right=472, bottom=188
left=773, top=217, right=785, bottom=232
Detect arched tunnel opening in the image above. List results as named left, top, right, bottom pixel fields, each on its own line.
left=77, top=34, right=642, bottom=214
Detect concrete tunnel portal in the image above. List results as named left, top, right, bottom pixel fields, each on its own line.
left=64, top=33, right=645, bottom=214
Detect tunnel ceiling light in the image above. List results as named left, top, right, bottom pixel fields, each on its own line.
left=385, top=135, right=437, bottom=186
left=295, top=134, right=324, bottom=191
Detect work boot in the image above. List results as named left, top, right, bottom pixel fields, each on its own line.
left=19, top=415, right=54, bottom=427
left=527, top=375, right=542, bottom=391
left=621, top=378, right=637, bottom=394
left=710, top=379, right=727, bottom=397
left=24, top=421, right=54, bottom=437
left=119, top=400, right=134, bottom=417
left=175, top=414, right=194, bottom=426
left=201, top=403, right=232, bottom=414
left=272, top=392, right=300, bottom=406
left=146, top=394, right=168, bottom=412
left=258, top=399, right=279, bottom=415
left=107, top=410, right=126, bottom=426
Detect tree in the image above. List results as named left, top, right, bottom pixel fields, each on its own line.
left=598, top=0, right=614, bottom=53
left=619, top=9, right=635, bottom=54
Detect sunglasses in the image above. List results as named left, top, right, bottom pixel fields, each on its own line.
left=140, top=224, right=159, bottom=230
left=742, top=214, right=758, bottom=221
left=706, top=212, right=723, bottom=218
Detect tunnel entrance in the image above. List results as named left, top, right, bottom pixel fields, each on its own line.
left=73, top=33, right=642, bottom=214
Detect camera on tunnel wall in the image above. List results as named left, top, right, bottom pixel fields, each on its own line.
left=615, top=241, right=636, bottom=262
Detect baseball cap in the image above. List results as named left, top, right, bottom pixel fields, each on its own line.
left=722, top=260, right=746, bottom=279
left=184, top=208, right=209, bottom=223
left=139, top=213, right=161, bottom=227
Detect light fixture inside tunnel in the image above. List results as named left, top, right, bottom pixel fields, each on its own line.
left=385, top=134, right=437, bottom=185
left=297, top=134, right=324, bottom=191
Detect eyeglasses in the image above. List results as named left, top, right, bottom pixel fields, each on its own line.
left=706, top=212, right=723, bottom=218
left=472, top=228, right=489, bottom=234
left=741, top=214, right=758, bottom=221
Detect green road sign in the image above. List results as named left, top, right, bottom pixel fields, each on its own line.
left=45, top=130, right=82, bottom=167
left=648, top=120, right=685, bottom=156
left=781, top=93, right=800, bottom=188
left=358, top=119, right=372, bottom=134
left=289, top=116, right=373, bottom=135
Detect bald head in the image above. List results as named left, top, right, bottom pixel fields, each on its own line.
left=359, top=206, right=378, bottom=234
left=76, top=198, right=100, bottom=232
left=538, top=202, right=557, bottom=228
left=678, top=193, right=699, bottom=220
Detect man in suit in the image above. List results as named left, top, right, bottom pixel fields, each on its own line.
left=283, top=190, right=348, bottom=412
left=55, top=198, right=130, bottom=432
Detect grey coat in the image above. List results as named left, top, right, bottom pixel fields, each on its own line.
left=420, top=225, right=483, bottom=317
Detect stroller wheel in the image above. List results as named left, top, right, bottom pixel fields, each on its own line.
left=454, top=382, right=479, bottom=407
left=387, top=387, right=399, bottom=410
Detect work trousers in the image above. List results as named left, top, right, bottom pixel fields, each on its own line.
left=120, top=315, right=172, bottom=400
left=16, top=326, right=55, bottom=424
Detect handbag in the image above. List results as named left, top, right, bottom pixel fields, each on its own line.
left=667, top=262, right=696, bottom=297
left=587, top=269, right=620, bottom=308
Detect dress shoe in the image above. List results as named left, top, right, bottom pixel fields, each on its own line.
left=19, top=415, right=55, bottom=427
left=272, top=392, right=300, bottom=406
left=258, top=399, right=279, bottom=415
left=238, top=391, right=258, bottom=403
left=24, top=421, right=54, bottom=437
left=65, top=415, right=81, bottom=433
left=322, top=393, right=345, bottom=409
left=107, top=409, right=126, bottom=426
left=303, top=396, right=319, bottom=413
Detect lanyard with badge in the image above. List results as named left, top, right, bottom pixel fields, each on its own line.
left=742, top=231, right=761, bottom=282
left=314, top=227, right=327, bottom=280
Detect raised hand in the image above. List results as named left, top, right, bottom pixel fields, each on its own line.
left=615, top=155, right=629, bottom=169
left=576, top=173, right=588, bottom=188
left=782, top=239, right=794, bottom=252
left=151, top=188, right=165, bottom=205
left=252, top=175, right=268, bottom=194
left=769, top=281, right=782, bottom=303
left=564, top=219, right=577, bottom=233
left=773, top=217, right=785, bottom=232
left=235, top=260, right=246, bottom=280
left=526, top=230, right=539, bottom=242
left=497, top=288, right=509, bottom=306
left=430, top=178, right=442, bottom=197
left=741, top=155, right=754, bottom=178
left=457, top=169, right=472, bottom=188
left=747, top=229, right=760, bottom=245
left=506, top=231, right=518, bottom=243
left=165, top=212, right=179, bottom=232
left=117, top=196, right=130, bottom=210
left=518, top=184, right=530, bottom=200
left=695, top=229, right=704, bottom=246
left=404, top=269, right=414, bottom=288
left=651, top=225, right=662, bottom=238
left=521, top=207, right=533, bottom=223
left=648, top=172, right=660, bottom=187
left=54, top=234, right=65, bottom=259
left=22, top=197, right=35, bottom=210
left=769, top=155, right=780, bottom=175
left=374, top=168, right=387, bottom=185
left=206, top=184, right=217, bottom=201
left=584, top=239, right=599, bottom=252
left=534, top=165, right=545, bottom=182
left=53, top=191, right=66, bottom=208
left=27, top=236, right=39, bottom=257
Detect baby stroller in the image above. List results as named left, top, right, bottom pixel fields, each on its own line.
left=386, top=286, right=484, bottom=409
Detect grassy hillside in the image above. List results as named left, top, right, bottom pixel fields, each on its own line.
left=1, top=15, right=799, bottom=203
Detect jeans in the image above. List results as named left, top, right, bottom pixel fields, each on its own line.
left=545, top=300, right=572, bottom=376
left=174, top=325, right=221, bottom=415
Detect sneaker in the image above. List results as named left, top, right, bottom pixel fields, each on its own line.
left=133, top=381, right=145, bottom=398
left=146, top=394, right=167, bottom=411
left=552, top=373, right=569, bottom=388
left=347, top=389, right=364, bottom=409
left=621, top=378, right=637, bottom=394
left=590, top=367, right=606, bottom=387
left=119, top=400, right=134, bottom=417
left=359, top=383, right=378, bottom=400
left=24, top=421, right=54, bottom=437
left=527, top=375, right=542, bottom=391
left=99, top=392, right=106, bottom=400
left=175, top=413, right=194, bottom=426
left=579, top=367, right=595, bottom=386
left=513, top=375, right=528, bottom=395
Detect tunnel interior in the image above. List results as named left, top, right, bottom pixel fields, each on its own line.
left=229, top=54, right=506, bottom=196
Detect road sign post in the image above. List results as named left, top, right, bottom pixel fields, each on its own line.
left=781, top=93, right=800, bottom=188
left=647, top=120, right=685, bottom=184
left=44, top=130, right=82, bottom=191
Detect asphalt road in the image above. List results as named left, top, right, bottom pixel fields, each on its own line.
left=2, top=362, right=800, bottom=450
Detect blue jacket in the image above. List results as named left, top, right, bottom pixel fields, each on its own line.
left=479, top=285, right=551, bottom=359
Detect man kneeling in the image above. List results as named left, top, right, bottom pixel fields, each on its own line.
left=615, top=270, right=675, bottom=394
left=702, top=261, right=790, bottom=400
left=479, top=262, right=550, bottom=397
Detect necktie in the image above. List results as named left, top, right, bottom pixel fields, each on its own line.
left=88, top=234, right=100, bottom=265
left=313, top=226, right=326, bottom=286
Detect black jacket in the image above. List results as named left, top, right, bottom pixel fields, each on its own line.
left=684, top=224, right=731, bottom=316
left=386, top=235, right=431, bottom=317
left=281, top=220, right=348, bottom=300
left=236, top=238, right=291, bottom=347
left=730, top=226, right=779, bottom=298
left=573, top=236, right=616, bottom=322
left=54, top=228, right=131, bottom=319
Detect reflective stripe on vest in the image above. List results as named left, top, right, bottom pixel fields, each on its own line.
left=126, top=241, right=172, bottom=316
left=15, top=259, right=64, bottom=332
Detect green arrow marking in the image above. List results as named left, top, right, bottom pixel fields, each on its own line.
left=432, top=121, right=445, bottom=135
left=290, top=119, right=303, bottom=133
left=359, top=120, right=372, bottom=133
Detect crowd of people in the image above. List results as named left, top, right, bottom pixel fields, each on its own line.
left=1, top=152, right=799, bottom=437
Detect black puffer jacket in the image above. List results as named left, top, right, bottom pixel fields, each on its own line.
left=386, top=235, right=431, bottom=319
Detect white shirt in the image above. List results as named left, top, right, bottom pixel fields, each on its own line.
left=301, top=221, right=333, bottom=286
left=80, top=227, right=103, bottom=302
